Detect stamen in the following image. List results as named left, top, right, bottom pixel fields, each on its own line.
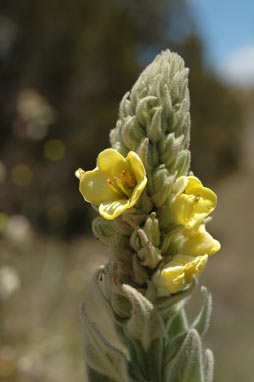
left=121, top=169, right=136, bottom=188
left=106, top=170, right=136, bottom=199
left=116, top=178, right=131, bottom=197
left=195, top=196, right=200, bottom=202
left=107, top=178, right=120, bottom=194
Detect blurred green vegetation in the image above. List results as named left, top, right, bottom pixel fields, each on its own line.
left=0, top=0, right=245, bottom=237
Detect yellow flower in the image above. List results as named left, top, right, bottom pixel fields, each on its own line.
left=169, top=223, right=221, bottom=257
left=153, top=254, right=208, bottom=296
left=170, top=176, right=217, bottom=227
left=75, top=149, right=147, bottom=220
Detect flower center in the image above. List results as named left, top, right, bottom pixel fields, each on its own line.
left=182, top=189, right=200, bottom=203
left=107, top=169, right=137, bottom=198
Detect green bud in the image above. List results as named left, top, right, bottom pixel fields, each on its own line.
left=157, top=198, right=173, bottom=230
left=162, top=83, right=173, bottom=122
left=151, top=165, right=176, bottom=207
left=136, top=137, right=151, bottom=173
left=143, top=212, right=161, bottom=247
left=152, top=174, right=176, bottom=208
left=147, top=106, right=162, bottom=144
left=173, top=149, right=190, bottom=176
left=119, top=91, right=132, bottom=120
left=138, top=246, right=162, bottom=269
left=137, top=229, right=162, bottom=269
left=129, top=227, right=141, bottom=252
left=121, top=116, right=145, bottom=151
left=160, top=133, right=185, bottom=167
left=109, top=120, right=128, bottom=156
left=136, top=96, right=158, bottom=128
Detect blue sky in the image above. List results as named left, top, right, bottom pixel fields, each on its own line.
left=188, top=0, right=254, bottom=85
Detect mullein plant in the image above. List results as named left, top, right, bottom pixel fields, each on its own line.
left=76, top=50, right=220, bottom=382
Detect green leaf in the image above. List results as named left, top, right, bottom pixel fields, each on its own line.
left=81, top=303, right=129, bottom=382
left=154, top=277, right=197, bottom=319
left=164, top=329, right=204, bottom=382
left=191, top=286, right=212, bottom=337
left=92, top=265, right=127, bottom=325
left=121, top=283, right=165, bottom=351
left=204, top=349, right=214, bottom=382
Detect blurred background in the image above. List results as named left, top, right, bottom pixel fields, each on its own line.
left=0, top=0, right=253, bottom=381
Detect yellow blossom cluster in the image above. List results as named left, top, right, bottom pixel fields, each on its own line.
left=153, top=176, right=220, bottom=295
left=76, top=149, right=220, bottom=295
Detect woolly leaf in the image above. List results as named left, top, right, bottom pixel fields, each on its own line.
left=204, top=349, right=214, bottom=382
left=164, top=329, right=204, bottom=382
left=81, top=303, right=129, bottom=382
left=191, top=286, right=213, bottom=337
left=121, top=283, right=165, bottom=350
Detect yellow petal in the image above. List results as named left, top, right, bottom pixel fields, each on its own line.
left=127, top=151, right=146, bottom=183
left=180, top=224, right=221, bottom=256
left=163, top=274, right=186, bottom=294
left=129, top=177, right=147, bottom=206
left=162, top=264, right=184, bottom=280
left=170, top=193, right=196, bottom=226
left=185, top=177, right=217, bottom=217
left=79, top=170, right=122, bottom=205
left=125, top=151, right=147, bottom=208
left=97, top=148, right=129, bottom=178
left=185, top=176, right=203, bottom=193
left=161, top=254, right=208, bottom=294
left=172, top=176, right=188, bottom=195
left=193, top=188, right=217, bottom=215
left=171, top=176, right=217, bottom=227
left=99, top=199, right=130, bottom=220
left=184, top=254, right=208, bottom=280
